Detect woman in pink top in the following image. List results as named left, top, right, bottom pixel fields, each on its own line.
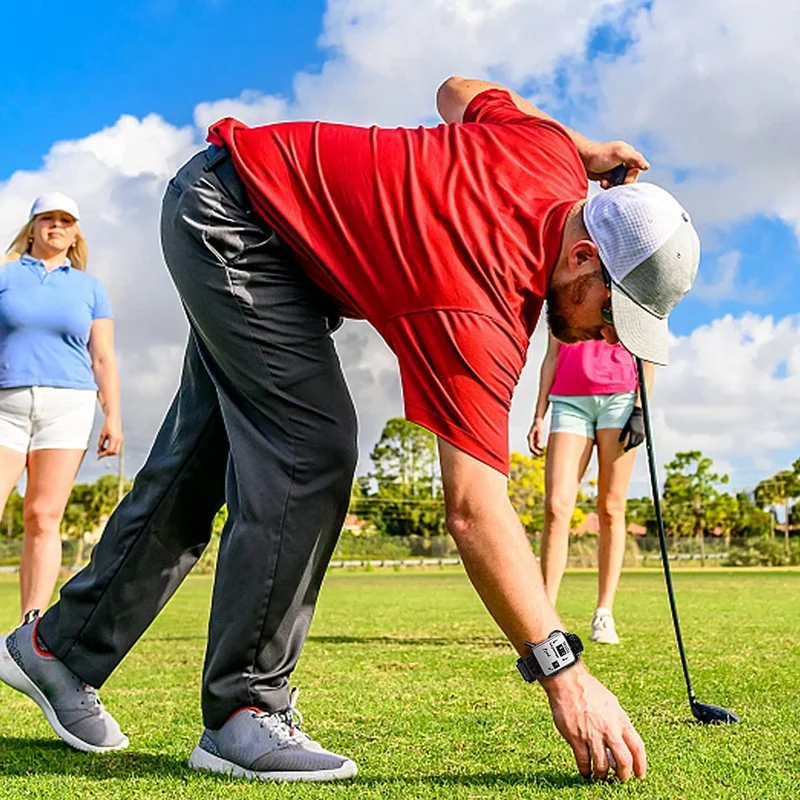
left=528, top=335, right=654, bottom=644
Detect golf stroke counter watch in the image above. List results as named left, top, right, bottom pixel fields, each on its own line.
left=516, top=630, right=584, bottom=682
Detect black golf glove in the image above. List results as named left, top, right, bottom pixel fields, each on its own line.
left=619, top=406, right=645, bottom=451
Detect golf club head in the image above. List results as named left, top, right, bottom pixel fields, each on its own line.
left=691, top=700, right=740, bottom=725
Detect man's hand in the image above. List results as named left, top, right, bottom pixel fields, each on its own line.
left=618, top=406, right=645, bottom=452
left=527, top=417, right=546, bottom=456
left=580, top=140, right=650, bottom=188
left=542, top=663, right=647, bottom=781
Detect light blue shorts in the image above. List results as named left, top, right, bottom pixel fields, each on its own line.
left=549, top=392, right=635, bottom=440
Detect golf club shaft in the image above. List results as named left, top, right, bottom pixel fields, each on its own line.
left=636, top=357, right=697, bottom=704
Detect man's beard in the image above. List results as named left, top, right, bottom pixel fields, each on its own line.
left=546, top=272, right=601, bottom=343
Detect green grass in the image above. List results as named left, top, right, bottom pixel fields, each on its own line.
left=1, top=568, right=799, bottom=799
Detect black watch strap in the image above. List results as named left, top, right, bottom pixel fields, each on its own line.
left=516, top=631, right=584, bottom=682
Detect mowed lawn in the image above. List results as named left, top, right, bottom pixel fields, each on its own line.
left=1, top=568, right=799, bottom=800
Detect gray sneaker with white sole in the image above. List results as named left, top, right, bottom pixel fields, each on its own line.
left=188, top=688, right=357, bottom=782
left=0, top=610, right=128, bottom=752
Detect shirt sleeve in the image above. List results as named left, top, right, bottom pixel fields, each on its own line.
left=463, top=89, right=579, bottom=145
left=385, top=311, right=527, bottom=475
left=464, top=88, right=547, bottom=125
left=91, top=280, right=114, bottom=320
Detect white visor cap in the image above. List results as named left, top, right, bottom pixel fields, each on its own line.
left=30, top=192, right=81, bottom=222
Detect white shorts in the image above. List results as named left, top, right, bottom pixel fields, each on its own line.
left=0, top=386, right=97, bottom=453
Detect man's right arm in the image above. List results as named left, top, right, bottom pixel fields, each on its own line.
left=438, top=438, right=647, bottom=781
left=435, top=76, right=649, bottom=188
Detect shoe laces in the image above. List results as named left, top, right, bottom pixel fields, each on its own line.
left=251, top=688, right=305, bottom=744
left=77, top=681, right=103, bottom=710
left=593, top=613, right=614, bottom=630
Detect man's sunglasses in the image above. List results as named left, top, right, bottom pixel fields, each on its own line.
left=601, top=266, right=614, bottom=325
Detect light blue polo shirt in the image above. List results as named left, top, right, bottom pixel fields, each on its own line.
left=0, top=254, right=114, bottom=390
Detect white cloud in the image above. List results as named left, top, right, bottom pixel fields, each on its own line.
left=3, top=0, right=799, bottom=499
left=631, top=314, right=800, bottom=493
left=193, top=0, right=631, bottom=127
left=587, top=0, right=800, bottom=235
left=193, top=93, right=290, bottom=132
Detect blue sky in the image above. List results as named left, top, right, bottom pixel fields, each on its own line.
left=1, top=0, right=798, bottom=492
left=3, top=1, right=795, bottom=341
left=1, top=1, right=325, bottom=173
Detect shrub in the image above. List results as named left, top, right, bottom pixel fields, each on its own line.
left=725, top=537, right=800, bottom=567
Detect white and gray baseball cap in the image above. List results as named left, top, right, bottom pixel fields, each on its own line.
left=29, top=192, right=80, bottom=222
left=583, top=182, right=699, bottom=365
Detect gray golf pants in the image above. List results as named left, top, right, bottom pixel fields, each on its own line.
left=38, top=148, right=358, bottom=729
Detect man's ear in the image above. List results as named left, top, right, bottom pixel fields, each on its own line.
left=568, top=239, right=600, bottom=271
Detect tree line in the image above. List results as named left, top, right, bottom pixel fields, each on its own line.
left=2, top=419, right=798, bottom=548
left=350, top=420, right=799, bottom=546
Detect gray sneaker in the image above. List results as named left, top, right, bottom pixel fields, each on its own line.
left=0, top=610, right=128, bottom=753
left=188, top=688, right=357, bottom=782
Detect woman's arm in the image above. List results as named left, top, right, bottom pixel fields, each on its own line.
left=636, top=360, right=655, bottom=405
left=88, top=318, right=123, bottom=458
left=528, top=334, right=561, bottom=456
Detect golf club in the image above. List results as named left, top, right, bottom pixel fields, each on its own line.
left=605, top=164, right=738, bottom=723
left=635, top=358, right=739, bottom=725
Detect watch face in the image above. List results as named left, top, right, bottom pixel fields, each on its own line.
left=534, top=632, right=576, bottom=676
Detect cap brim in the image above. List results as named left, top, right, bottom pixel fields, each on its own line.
left=31, top=207, right=79, bottom=221
left=610, top=283, right=669, bottom=366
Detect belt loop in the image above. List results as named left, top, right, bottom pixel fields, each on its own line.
left=204, top=144, right=230, bottom=172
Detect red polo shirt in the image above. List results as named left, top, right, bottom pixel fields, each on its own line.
left=207, top=90, right=587, bottom=473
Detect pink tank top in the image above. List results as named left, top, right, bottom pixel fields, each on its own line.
left=549, top=340, right=637, bottom=396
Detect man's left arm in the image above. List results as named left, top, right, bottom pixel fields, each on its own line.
left=438, top=439, right=646, bottom=781
left=435, top=76, right=649, bottom=188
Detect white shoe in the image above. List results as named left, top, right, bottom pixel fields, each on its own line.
left=590, top=610, right=620, bottom=645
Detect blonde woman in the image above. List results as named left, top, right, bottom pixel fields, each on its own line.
left=0, top=193, right=122, bottom=622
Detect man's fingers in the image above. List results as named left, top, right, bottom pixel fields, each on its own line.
left=569, top=741, right=592, bottom=780
left=622, top=166, right=642, bottom=184
left=607, top=738, right=634, bottom=782
left=590, top=734, right=610, bottom=781
left=622, top=723, right=647, bottom=779
left=600, top=165, right=642, bottom=189
left=616, top=144, right=649, bottom=172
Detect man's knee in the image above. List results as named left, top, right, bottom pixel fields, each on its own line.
left=303, top=413, right=358, bottom=490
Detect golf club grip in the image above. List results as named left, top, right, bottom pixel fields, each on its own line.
left=609, top=164, right=629, bottom=187
left=636, top=357, right=696, bottom=702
